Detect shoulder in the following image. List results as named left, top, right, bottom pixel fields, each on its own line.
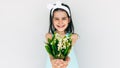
left=45, top=33, right=52, bottom=40
left=71, top=33, right=79, bottom=45
left=71, top=33, right=79, bottom=40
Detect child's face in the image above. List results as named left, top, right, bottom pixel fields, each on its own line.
left=53, top=10, right=70, bottom=32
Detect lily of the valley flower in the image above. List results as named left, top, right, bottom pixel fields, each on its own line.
left=45, top=32, right=72, bottom=60
left=57, top=40, right=62, bottom=51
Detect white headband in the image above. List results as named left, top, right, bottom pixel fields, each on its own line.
left=47, top=1, right=70, bottom=16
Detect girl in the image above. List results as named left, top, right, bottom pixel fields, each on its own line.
left=46, top=1, right=79, bottom=68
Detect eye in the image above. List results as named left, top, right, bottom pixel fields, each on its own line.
left=54, top=18, right=59, bottom=20
left=62, top=17, right=67, bottom=20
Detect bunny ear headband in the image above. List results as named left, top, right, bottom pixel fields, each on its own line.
left=47, top=1, right=70, bottom=16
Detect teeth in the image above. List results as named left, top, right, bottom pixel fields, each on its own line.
left=57, top=25, right=64, bottom=28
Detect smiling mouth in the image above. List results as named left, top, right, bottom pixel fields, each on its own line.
left=57, top=25, right=65, bottom=28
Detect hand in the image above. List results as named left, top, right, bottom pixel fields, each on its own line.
left=50, top=56, right=70, bottom=68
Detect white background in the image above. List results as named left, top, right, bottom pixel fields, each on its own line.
left=0, top=0, right=120, bottom=68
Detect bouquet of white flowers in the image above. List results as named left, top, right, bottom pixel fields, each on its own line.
left=45, top=32, right=72, bottom=60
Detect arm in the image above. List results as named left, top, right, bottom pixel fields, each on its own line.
left=45, top=33, right=52, bottom=43
left=71, top=33, right=79, bottom=45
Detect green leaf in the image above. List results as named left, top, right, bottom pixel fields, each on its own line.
left=60, top=53, right=65, bottom=59
left=55, top=39, right=59, bottom=54
left=51, top=33, right=55, bottom=42
left=45, top=45, right=53, bottom=56
left=64, top=46, right=72, bottom=56
left=51, top=44, right=56, bottom=57
left=48, top=38, right=52, bottom=43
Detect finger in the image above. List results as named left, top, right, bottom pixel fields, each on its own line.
left=61, top=65, right=66, bottom=68
left=66, top=56, right=70, bottom=62
left=53, top=59, right=63, bottom=66
left=52, top=59, right=69, bottom=67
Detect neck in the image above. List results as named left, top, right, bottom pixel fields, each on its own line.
left=56, top=31, right=66, bottom=35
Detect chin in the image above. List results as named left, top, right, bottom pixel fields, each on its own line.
left=55, top=28, right=65, bottom=32
left=57, top=30, right=65, bottom=32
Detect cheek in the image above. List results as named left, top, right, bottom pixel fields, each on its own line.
left=53, top=21, right=58, bottom=28
left=53, top=22, right=58, bottom=27
left=53, top=19, right=58, bottom=24
left=64, top=20, right=69, bottom=24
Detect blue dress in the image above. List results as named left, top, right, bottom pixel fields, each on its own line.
left=45, top=32, right=79, bottom=68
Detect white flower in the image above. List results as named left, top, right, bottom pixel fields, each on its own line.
left=58, top=53, right=60, bottom=57
left=55, top=33, right=61, bottom=40
left=63, top=38, right=67, bottom=41
left=67, top=43, right=70, bottom=47
left=57, top=40, right=62, bottom=51
left=62, top=45, right=66, bottom=49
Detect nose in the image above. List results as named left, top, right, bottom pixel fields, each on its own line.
left=58, top=19, right=63, bottom=24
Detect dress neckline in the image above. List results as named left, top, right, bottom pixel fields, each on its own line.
left=52, top=31, right=72, bottom=39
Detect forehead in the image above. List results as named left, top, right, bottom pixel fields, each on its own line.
left=53, top=10, right=68, bottom=18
